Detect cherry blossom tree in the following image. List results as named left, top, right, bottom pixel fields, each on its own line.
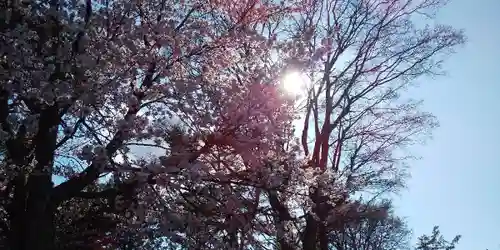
left=0, top=0, right=465, bottom=249
left=237, top=0, right=466, bottom=249
left=0, top=0, right=304, bottom=249
left=134, top=0, right=465, bottom=248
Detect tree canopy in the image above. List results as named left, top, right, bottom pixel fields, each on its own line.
left=0, top=0, right=465, bottom=249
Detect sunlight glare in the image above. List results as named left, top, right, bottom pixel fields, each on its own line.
left=282, top=72, right=307, bottom=96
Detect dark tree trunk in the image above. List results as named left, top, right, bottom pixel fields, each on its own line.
left=8, top=175, right=27, bottom=250
left=18, top=105, right=59, bottom=250
left=8, top=173, right=56, bottom=250
left=24, top=174, right=55, bottom=250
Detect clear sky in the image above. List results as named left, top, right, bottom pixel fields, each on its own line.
left=394, top=0, right=500, bottom=249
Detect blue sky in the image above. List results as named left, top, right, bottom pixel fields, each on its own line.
left=394, top=0, right=500, bottom=249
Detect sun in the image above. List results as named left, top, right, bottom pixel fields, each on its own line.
left=282, top=72, right=308, bottom=96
